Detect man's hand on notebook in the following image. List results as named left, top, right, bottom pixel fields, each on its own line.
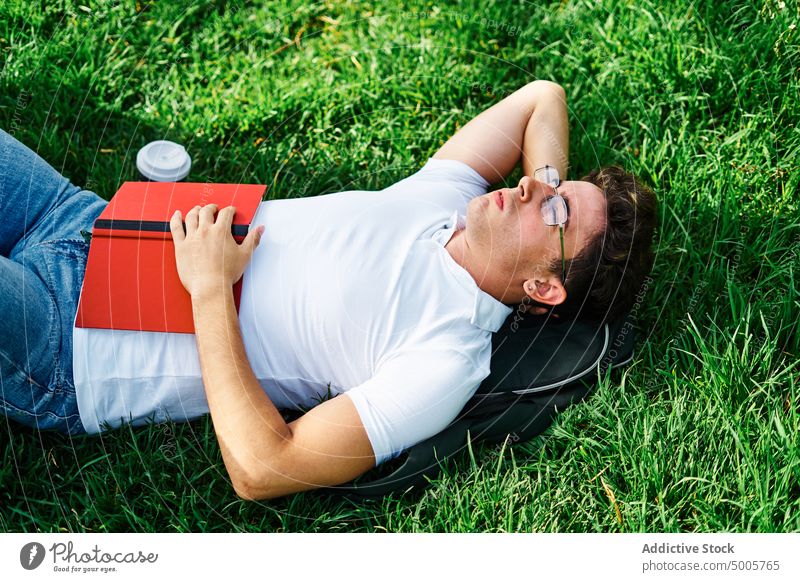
left=170, top=203, right=265, bottom=298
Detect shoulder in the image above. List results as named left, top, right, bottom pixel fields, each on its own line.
left=383, top=157, right=490, bottom=201
left=413, top=157, right=491, bottom=188
left=368, top=347, right=490, bottom=395
left=344, top=347, right=489, bottom=465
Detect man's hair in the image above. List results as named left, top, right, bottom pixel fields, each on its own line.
left=550, top=166, right=657, bottom=323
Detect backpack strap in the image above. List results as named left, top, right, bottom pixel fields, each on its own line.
left=467, top=381, right=590, bottom=445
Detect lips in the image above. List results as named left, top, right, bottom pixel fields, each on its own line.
left=494, top=191, right=503, bottom=211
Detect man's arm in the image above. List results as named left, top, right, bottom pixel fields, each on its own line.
left=170, top=205, right=375, bottom=501
left=191, top=287, right=376, bottom=500
left=433, top=80, right=569, bottom=183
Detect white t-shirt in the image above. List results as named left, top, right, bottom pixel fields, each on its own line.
left=72, top=158, right=513, bottom=464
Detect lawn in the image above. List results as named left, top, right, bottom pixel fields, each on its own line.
left=1, top=0, right=798, bottom=532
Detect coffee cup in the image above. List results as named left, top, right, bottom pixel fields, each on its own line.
left=136, top=140, right=192, bottom=182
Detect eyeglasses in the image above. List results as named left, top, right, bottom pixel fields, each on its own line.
left=533, top=165, right=567, bottom=285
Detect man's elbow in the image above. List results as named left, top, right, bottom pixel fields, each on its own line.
left=234, top=481, right=274, bottom=501
left=233, top=475, right=286, bottom=501
left=524, top=80, right=566, bottom=101
left=232, top=467, right=312, bottom=501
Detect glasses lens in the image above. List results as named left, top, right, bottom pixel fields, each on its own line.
left=534, top=165, right=560, bottom=188
left=541, top=195, right=568, bottom=226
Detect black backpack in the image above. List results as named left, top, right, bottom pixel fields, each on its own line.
left=322, top=312, right=636, bottom=498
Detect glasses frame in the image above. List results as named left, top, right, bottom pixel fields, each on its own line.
left=534, top=165, right=568, bottom=285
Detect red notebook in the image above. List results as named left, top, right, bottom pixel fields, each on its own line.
left=75, top=181, right=266, bottom=334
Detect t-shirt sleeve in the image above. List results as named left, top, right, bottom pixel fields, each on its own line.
left=382, top=158, right=491, bottom=204
left=344, top=349, right=488, bottom=465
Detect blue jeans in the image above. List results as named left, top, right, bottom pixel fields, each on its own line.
left=0, top=129, right=107, bottom=436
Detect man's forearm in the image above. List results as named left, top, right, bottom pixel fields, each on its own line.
left=191, top=285, right=292, bottom=495
left=520, top=82, right=569, bottom=179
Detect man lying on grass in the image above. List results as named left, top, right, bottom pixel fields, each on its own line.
left=0, top=80, right=656, bottom=500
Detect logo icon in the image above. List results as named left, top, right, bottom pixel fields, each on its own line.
left=20, top=542, right=46, bottom=570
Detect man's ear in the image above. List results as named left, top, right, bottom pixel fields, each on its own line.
left=523, top=275, right=567, bottom=307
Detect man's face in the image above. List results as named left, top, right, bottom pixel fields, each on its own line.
left=462, top=175, right=607, bottom=296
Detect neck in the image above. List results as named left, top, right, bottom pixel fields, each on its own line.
left=445, top=229, right=524, bottom=305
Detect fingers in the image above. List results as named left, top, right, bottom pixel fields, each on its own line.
left=242, top=224, right=265, bottom=253
left=198, top=203, right=218, bottom=227
left=178, top=204, right=237, bottom=237
left=219, top=205, right=237, bottom=227
left=185, top=205, right=201, bottom=233
left=170, top=210, right=186, bottom=242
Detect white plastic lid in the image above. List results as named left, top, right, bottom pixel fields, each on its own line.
left=136, top=140, right=192, bottom=181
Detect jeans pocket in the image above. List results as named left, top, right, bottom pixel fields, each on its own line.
left=20, top=238, right=89, bottom=393
left=7, top=238, right=88, bottom=434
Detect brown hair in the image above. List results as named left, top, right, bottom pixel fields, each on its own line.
left=550, top=166, right=657, bottom=323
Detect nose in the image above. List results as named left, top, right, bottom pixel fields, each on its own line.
left=516, top=175, right=544, bottom=204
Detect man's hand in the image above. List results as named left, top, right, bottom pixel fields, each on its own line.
left=170, top=204, right=265, bottom=297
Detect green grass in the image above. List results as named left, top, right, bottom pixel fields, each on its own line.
left=1, top=0, right=798, bottom=532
